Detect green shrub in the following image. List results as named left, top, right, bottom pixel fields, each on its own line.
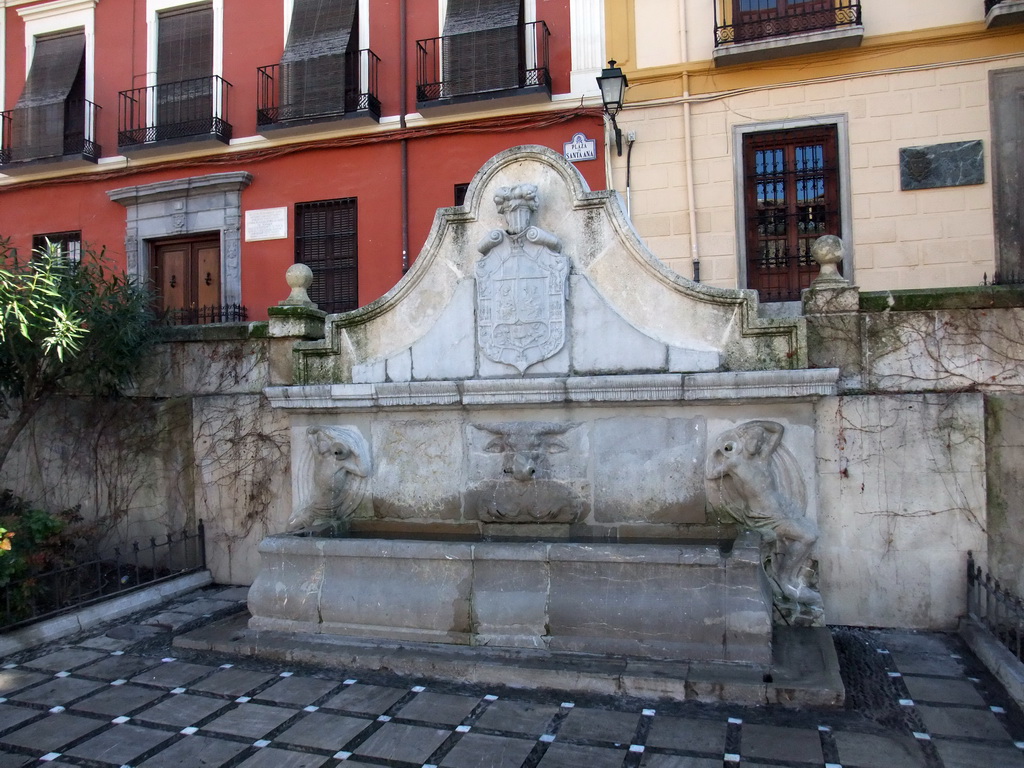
left=0, top=490, right=96, bottom=625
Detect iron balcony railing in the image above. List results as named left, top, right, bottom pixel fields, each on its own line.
left=118, top=75, right=231, bottom=148
left=257, top=49, right=381, bottom=127
left=0, top=99, right=100, bottom=166
left=1, top=522, right=206, bottom=631
left=0, top=111, right=8, bottom=166
left=416, top=20, right=550, bottom=104
left=715, top=0, right=862, bottom=47
left=161, top=304, right=248, bottom=326
left=967, top=550, right=1024, bottom=664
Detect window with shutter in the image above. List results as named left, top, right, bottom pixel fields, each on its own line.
left=295, top=199, right=359, bottom=314
left=11, top=30, right=85, bottom=162
left=443, top=0, right=524, bottom=97
left=279, top=0, right=359, bottom=121
left=742, top=126, right=841, bottom=302
left=156, top=3, right=214, bottom=138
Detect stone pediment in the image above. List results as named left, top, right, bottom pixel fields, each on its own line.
left=288, top=145, right=805, bottom=391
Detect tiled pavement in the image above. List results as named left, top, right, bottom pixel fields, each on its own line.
left=1, top=586, right=1023, bottom=767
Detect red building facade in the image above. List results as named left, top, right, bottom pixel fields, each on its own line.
left=0, top=0, right=608, bottom=321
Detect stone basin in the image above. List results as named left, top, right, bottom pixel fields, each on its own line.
left=247, top=530, right=773, bottom=665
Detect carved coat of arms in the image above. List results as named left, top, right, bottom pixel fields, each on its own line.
left=475, top=184, right=568, bottom=373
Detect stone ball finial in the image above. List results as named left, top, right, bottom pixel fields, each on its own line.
left=279, top=263, right=318, bottom=308
left=810, top=235, right=849, bottom=287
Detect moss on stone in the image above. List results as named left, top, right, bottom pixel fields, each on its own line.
left=860, top=285, right=1024, bottom=313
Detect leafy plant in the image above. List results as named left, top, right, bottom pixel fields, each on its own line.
left=0, top=489, right=96, bottom=624
left=0, top=237, right=157, bottom=473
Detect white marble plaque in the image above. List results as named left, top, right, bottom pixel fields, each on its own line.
left=245, top=207, right=288, bottom=241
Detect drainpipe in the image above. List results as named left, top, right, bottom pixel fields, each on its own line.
left=400, top=0, right=410, bottom=273
left=680, top=0, right=700, bottom=281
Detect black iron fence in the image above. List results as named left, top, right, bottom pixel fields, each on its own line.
left=416, top=21, right=550, bottom=104
left=118, top=76, right=232, bottom=148
left=257, top=50, right=381, bottom=127
left=983, top=270, right=1024, bottom=286
left=1, top=521, right=206, bottom=631
left=161, top=304, right=248, bottom=326
left=967, top=550, right=1024, bottom=663
left=715, top=0, right=862, bottom=47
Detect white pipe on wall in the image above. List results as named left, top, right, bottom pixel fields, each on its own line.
left=679, top=0, right=700, bottom=280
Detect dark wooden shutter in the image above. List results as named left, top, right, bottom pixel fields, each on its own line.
left=156, top=3, right=213, bottom=135
left=280, top=0, right=358, bottom=120
left=11, top=30, right=85, bottom=161
left=295, top=199, right=358, bottom=314
left=443, top=0, right=524, bottom=97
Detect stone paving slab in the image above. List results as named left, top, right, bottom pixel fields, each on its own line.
left=0, top=586, right=1023, bottom=768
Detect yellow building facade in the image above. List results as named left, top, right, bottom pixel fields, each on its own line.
left=605, top=0, right=1024, bottom=299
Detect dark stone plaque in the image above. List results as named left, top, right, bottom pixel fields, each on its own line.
left=899, top=140, right=984, bottom=191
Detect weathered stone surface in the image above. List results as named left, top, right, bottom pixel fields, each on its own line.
left=815, top=394, right=986, bottom=629
left=591, top=416, right=706, bottom=524
left=248, top=535, right=772, bottom=664
left=370, top=418, right=464, bottom=521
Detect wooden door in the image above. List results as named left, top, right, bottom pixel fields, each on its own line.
left=152, top=237, right=221, bottom=323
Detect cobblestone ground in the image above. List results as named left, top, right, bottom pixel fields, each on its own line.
left=1, top=585, right=1023, bottom=767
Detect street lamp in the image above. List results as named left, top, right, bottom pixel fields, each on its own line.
left=596, top=60, right=629, bottom=156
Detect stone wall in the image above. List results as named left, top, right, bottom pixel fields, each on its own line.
left=0, top=324, right=292, bottom=587
left=0, top=306, right=1016, bottom=627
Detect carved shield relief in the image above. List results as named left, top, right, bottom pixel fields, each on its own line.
left=476, top=229, right=568, bottom=373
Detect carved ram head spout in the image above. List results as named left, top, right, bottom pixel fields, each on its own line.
left=480, top=422, right=570, bottom=481
left=467, top=422, right=583, bottom=524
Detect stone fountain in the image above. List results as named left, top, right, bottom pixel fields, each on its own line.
left=245, top=145, right=842, bottom=701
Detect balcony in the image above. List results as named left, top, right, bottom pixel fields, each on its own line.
left=416, top=21, right=551, bottom=114
left=986, top=0, right=1024, bottom=28
left=257, top=50, right=381, bottom=137
left=713, top=0, right=863, bottom=67
left=0, top=100, right=100, bottom=176
left=118, top=76, right=232, bottom=156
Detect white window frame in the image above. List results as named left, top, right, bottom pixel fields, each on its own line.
left=17, top=0, right=97, bottom=105
left=732, top=114, right=855, bottom=295
left=145, top=0, right=224, bottom=126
